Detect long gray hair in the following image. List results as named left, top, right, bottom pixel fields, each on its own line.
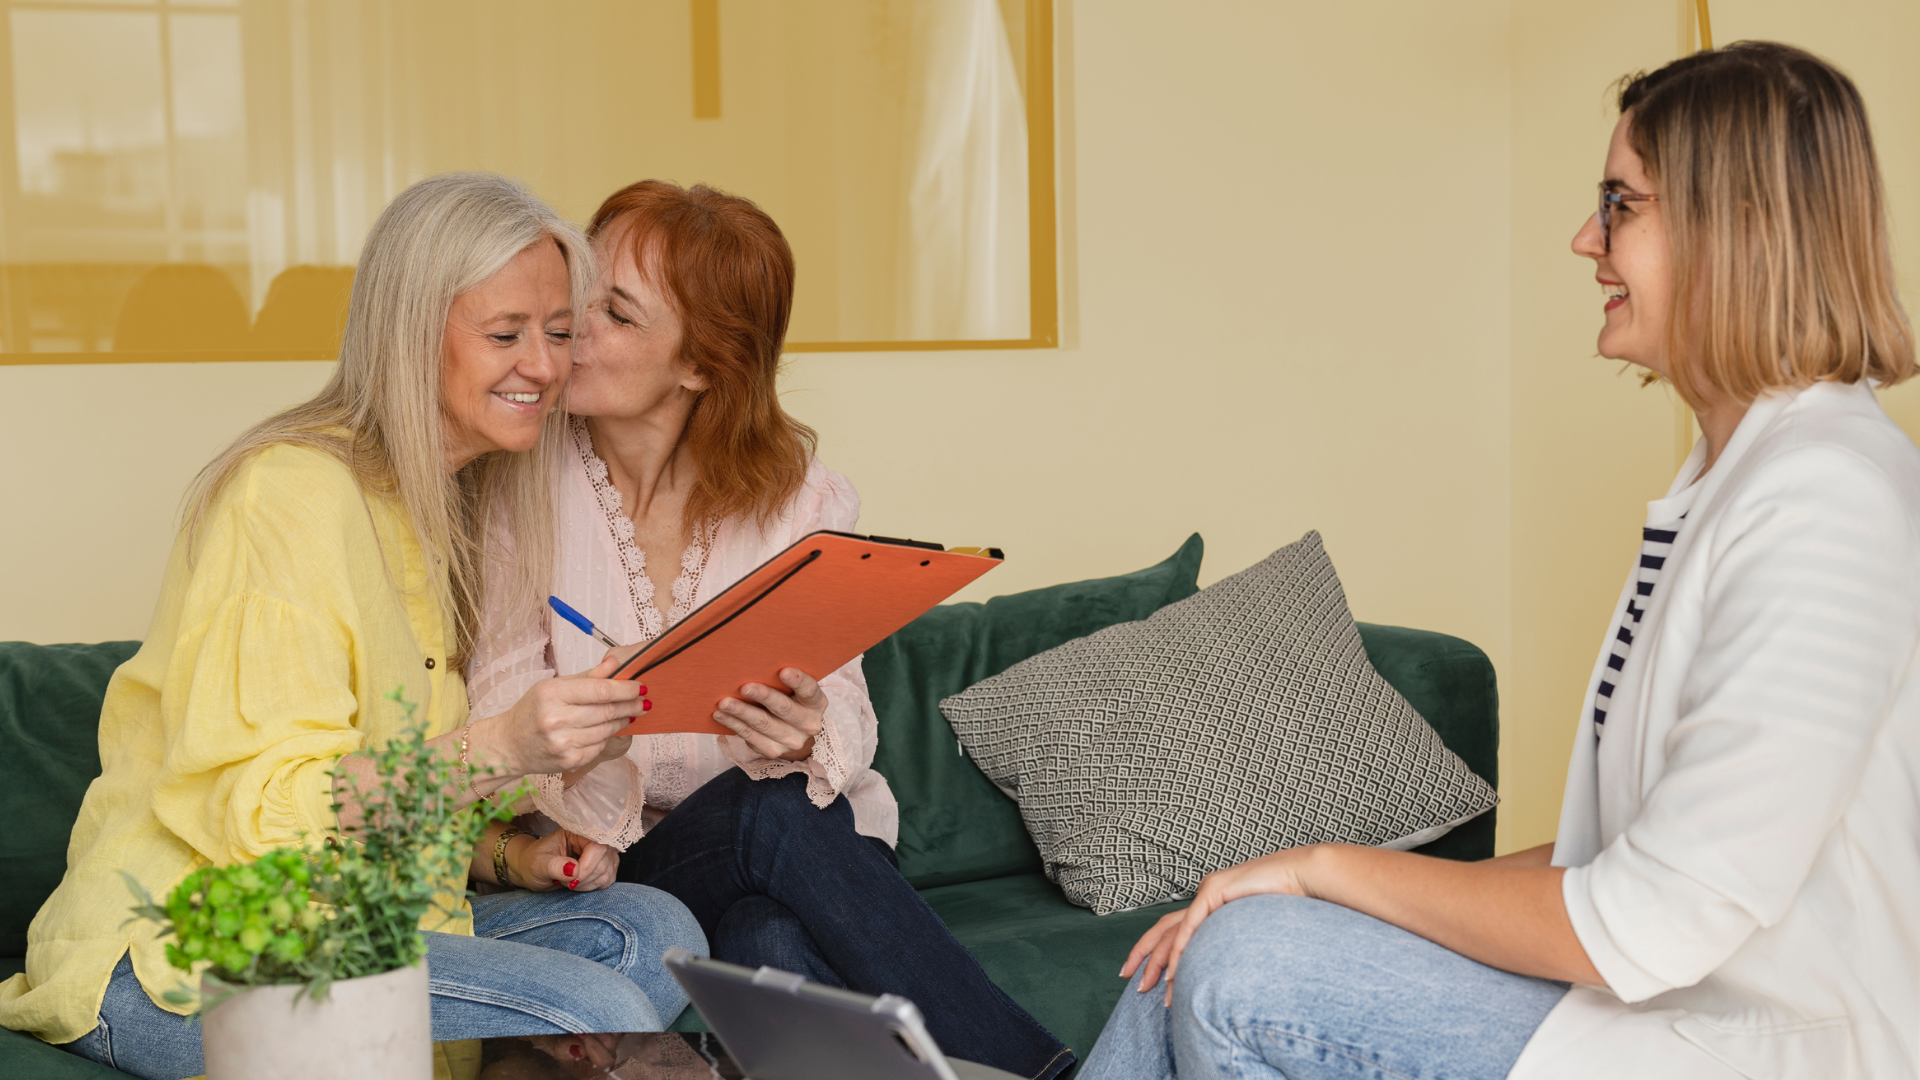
left=185, top=173, right=592, bottom=668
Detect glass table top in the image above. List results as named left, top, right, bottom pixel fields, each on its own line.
left=470, top=1032, right=742, bottom=1079
left=457, top=1031, right=1021, bottom=1080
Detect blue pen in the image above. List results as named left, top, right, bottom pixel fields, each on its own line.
left=548, top=596, right=625, bottom=651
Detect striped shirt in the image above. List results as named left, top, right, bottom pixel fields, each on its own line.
left=1595, top=487, right=1699, bottom=740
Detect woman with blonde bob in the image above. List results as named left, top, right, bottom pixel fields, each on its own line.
left=0, top=173, right=704, bottom=1080
left=1083, top=42, right=1920, bottom=1080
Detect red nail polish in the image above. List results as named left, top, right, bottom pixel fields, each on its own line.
left=568, top=879, right=579, bottom=889
left=570, top=1044, right=583, bottom=1059
left=563, top=862, right=576, bottom=876
left=642, top=699, right=652, bottom=711
left=636, top=685, right=648, bottom=695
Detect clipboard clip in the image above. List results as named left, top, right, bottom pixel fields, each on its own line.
left=863, top=534, right=945, bottom=552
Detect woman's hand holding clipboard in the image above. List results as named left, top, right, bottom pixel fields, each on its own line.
left=589, top=531, right=1002, bottom=738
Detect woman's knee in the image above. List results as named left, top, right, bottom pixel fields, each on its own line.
left=586, top=883, right=708, bottom=971
left=740, top=772, right=860, bottom=844
left=70, top=954, right=206, bottom=1079
left=714, top=894, right=804, bottom=942
left=1170, top=895, right=1349, bottom=1027
left=684, top=767, right=856, bottom=843
left=481, top=883, right=706, bottom=973
left=546, top=963, right=665, bottom=1035
left=431, top=930, right=667, bottom=1035
left=712, top=895, right=840, bottom=985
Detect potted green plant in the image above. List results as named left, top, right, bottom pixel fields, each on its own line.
left=125, top=690, right=516, bottom=1080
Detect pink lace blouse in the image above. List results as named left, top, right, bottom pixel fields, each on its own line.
left=467, top=419, right=899, bottom=848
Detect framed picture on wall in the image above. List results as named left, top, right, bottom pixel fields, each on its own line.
left=0, top=0, right=1058, bottom=363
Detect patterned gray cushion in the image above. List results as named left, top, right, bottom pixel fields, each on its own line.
left=939, top=532, right=1498, bottom=915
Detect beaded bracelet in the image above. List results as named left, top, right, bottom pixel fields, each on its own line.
left=492, top=827, right=522, bottom=888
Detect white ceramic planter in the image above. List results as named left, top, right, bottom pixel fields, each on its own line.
left=201, top=961, right=431, bottom=1080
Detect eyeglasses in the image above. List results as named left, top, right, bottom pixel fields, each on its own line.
left=1599, top=186, right=1659, bottom=253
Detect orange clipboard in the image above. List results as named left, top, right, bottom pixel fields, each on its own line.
left=607, top=530, right=1003, bottom=737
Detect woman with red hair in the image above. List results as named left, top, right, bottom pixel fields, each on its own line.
left=468, top=181, right=1072, bottom=1080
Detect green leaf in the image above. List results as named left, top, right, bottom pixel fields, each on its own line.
left=238, top=924, right=270, bottom=953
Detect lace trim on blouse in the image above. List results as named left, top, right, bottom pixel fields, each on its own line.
left=570, top=418, right=717, bottom=640
left=531, top=760, right=647, bottom=850
left=730, top=708, right=854, bottom=809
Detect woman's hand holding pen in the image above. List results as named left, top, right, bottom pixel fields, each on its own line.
left=472, top=652, right=652, bottom=777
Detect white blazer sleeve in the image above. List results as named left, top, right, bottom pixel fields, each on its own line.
left=1563, top=445, right=1920, bottom=1002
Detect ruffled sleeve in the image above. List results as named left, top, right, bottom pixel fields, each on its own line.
left=153, top=590, right=366, bottom=863
left=722, top=657, right=881, bottom=810
left=147, top=454, right=385, bottom=863
left=528, top=758, right=649, bottom=849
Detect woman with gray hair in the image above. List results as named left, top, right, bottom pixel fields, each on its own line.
left=0, top=173, right=705, bottom=1080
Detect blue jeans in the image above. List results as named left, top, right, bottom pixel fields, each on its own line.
left=64, top=883, right=706, bottom=1080
left=1080, top=895, right=1567, bottom=1080
left=619, top=768, right=1075, bottom=1080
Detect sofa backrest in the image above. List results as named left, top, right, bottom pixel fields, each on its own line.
left=0, top=533, right=1502, bottom=953
left=0, top=640, right=141, bottom=956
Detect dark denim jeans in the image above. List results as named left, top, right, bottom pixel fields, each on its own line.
left=618, top=768, right=1076, bottom=1080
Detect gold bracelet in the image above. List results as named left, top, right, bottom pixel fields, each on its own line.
left=492, top=827, right=522, bottom=889
left=455, top=721, right=475, bottom=790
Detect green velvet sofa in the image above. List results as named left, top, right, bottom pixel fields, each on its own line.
left=0, top=535, right=1498, bottom=1078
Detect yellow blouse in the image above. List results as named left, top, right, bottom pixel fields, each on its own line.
left=0, top=444, right=472, bottom=1045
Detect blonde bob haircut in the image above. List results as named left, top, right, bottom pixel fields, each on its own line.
left=1619, top=41, right=1916, bottom=405
left=185, top=172, right=593, bottom=668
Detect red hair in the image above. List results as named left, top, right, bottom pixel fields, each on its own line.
left=589, top=181, right=817, bottom=530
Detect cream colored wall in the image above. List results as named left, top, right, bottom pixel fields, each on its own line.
left=1504, top=4, right=1691, bottom=855
left=0, top=360, right=335, bottom=643
left=2, top=0, right=1521, bottom=668
left=790, top=0, right=1517, bottom=657
left=3, top=0, right=1915, bottom=852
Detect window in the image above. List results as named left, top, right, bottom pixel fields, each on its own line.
left=0, top=0, right=1057, bottom=361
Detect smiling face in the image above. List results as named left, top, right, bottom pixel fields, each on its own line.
left=441, top=238, right=573, bottom=470
left=566, top=222, right=707, bottom=422
left=1572, top=114, right=1673, bottom=378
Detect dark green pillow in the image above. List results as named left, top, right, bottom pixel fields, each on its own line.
left=0, top=641, right=142, bottom=956
left=866, top=535, right=1205, bottom=888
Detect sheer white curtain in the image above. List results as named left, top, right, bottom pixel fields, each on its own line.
left=900, top=0, right=1030, bottom=341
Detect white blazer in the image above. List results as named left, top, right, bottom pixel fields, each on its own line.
left=1510, top=381, right=1920, bottom=1080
